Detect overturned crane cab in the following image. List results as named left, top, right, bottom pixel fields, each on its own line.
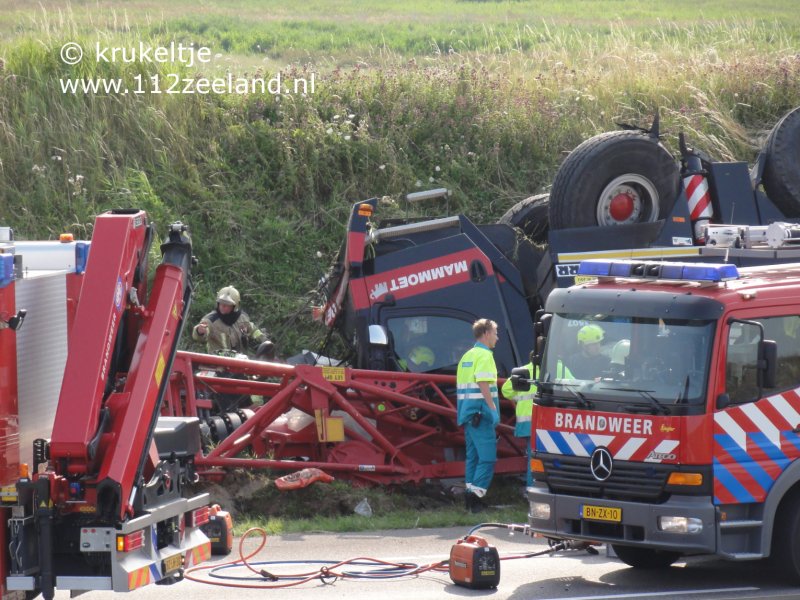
left=183, top=107, right=800, bottom=486
left=1, top=211, right=219, bottom=600
left=514, top=258, right=800, bottom=580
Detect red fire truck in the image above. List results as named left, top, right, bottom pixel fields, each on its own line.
left=1, top=211, right=217, bottom=600
left=515, top=257, right=800, bottom=580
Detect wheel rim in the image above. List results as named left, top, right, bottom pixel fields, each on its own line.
left=596, top=174, right=660, bottom=226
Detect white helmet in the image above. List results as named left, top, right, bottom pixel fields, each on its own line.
left=216, top=286, right=240, bottom=310
left=611, top=339, right=631, bottom=365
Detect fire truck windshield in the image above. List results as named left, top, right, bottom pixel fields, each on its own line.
left=540, top=313, right=715, bottom=407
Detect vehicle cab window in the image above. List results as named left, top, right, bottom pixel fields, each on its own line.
left=725, top=321, right=762, bottom=405
left=724, top=315, right=800, bottom=405
left=387, top=315, right=474, bottom=373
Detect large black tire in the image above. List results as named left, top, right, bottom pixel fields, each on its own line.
left=611, top=544, right=680, bottom=569
left=771, top=489, right=800, bottom=583
left=498, top=193, right=550, bottom=245
left=762, top=107, right=800, bottom=217
left=549, top=131, right=680, bottom=230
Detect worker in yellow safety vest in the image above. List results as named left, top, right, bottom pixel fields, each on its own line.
left=501, top=362, right=536, bottom=487
left=457, top=318, right=500, bottom=513
left=503, top=358, right=573, bottom=488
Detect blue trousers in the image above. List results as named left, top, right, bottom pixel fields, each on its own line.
left=523, top=436, right=533, bottom=487
left=464, top=418, right=497, bottom=494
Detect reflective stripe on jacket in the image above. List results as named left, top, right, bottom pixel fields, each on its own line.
left=456, top=343, right=498, bottom=426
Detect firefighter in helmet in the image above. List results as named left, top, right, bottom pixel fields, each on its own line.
left=568, top=324, right=609, bottom=380
left=192, top=285, right=267, bottom=355
left=397, top=317, right=436, bottom=372
left=607, top=338, right=631, bottom=377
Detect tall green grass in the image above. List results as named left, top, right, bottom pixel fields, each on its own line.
left=1, top=4, right=800, bottom=354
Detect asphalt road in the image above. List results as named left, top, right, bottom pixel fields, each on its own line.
left=55, top=525, right=800, bottom=600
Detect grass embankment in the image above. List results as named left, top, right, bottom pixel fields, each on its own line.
left=201, top=476, right=528, bottom=535
left=1, top=3, right=800, bottom=357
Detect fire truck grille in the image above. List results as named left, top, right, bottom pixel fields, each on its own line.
left=542, top=455, right=670, bottom=502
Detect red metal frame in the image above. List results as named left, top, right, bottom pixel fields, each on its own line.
left=0, top=278, right=19, bottom=488
left=164, top=351, right=527, bottom=484
left=0, top=276, right=18, bottom=599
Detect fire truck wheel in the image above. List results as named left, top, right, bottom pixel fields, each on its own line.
left=549, top=131, right=680, bottom=230
left=772, top=489, right=800, bottom=582
left=611, top=544, right=680, bottom=569
left=762, top=106, right=800, bottom=217
left=498, top=193, right=550, bottom=245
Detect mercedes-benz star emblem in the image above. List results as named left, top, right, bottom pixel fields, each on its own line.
left=590, top=447, right=613, bottom=481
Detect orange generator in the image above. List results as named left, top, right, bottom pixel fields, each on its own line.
left=448, top=535, right=500, bottom=589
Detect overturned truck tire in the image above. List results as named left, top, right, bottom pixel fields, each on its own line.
left=498, top=193, right=550, bottom=245
left=480, top=222, right=546, bottom=314
left=548, top=130, right=680, bottom=230
left=762, top=106, right=800, bottom=217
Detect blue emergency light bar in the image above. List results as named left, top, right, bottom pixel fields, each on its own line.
left=0, top=254, right=13, bottom=288
left=577, top=259, right=739, bottom=282
left=75, top=242, right=90, bottom=274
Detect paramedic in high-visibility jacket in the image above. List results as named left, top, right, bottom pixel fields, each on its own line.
left=501, top=361, right=536, bottom=487
left=457, top=318, right=500, bottom=513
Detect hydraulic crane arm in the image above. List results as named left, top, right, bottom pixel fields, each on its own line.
left=48, top=210, right=194, bottom=519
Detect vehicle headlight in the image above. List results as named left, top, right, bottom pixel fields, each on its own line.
left=658, top=516, right=702, bottom=534
left=529, top=501, right=551, bottom=520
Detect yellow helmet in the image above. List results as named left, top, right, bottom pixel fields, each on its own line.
left=216, top=286, right=241, bottom=310
left=409, top=345, right=435, bottom=368
left=577, top=324, right=604, bottom=345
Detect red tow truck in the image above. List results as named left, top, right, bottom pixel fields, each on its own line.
left=1, top=210, right=217, bottom=599
left=515, top=255, right=800, bottom=579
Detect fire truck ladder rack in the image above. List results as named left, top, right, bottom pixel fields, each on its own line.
left=165, top=352, right=526, bottom=485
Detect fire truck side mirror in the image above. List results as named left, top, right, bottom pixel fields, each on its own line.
left=759, top=339, right=778, bottom=389
left=534, top=313, right=552, bottom=337
left=510, top=367, right=532, bottom=392
left=531, top=337, right=545, bottom=366
left=7, top=309, right=26, bottom=331
left=531, top=314, right=552, bottom=367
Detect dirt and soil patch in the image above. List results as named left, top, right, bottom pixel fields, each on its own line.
left=194, top=471, right=526, bottom=521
